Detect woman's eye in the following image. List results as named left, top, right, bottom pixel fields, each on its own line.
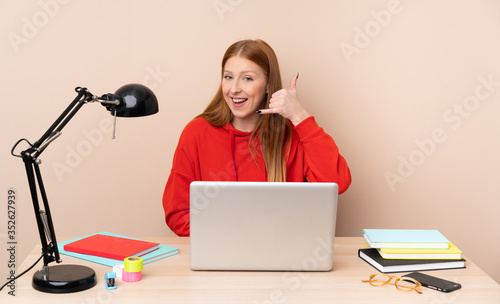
left=244, top=77, right=253, bottom=81
left=224, top=75, right=233, bottom=80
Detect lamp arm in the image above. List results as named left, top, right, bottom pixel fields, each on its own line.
left=17, top=87, right=96, bottom=269
left=31, top=88, right=90, bottom=155
left=23, top=159, right=60, bottom=267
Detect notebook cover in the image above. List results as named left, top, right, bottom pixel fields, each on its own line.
left=378, top=242, right=462, bottom=259
left=363, top=229, right=449, bottom=249
left=358, top=248, right=466, bottom=273
left=58, top=232, right=179, bottom=267
left=63, top=233, right=160, bottom=260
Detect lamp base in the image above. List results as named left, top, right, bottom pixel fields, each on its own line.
left=32, top=264, right=96, bottom=293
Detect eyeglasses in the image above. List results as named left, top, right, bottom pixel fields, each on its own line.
left=362, top=273, right=422, bottom=294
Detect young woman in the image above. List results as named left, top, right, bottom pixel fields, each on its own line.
left=163, top=39, right=351, bottom=236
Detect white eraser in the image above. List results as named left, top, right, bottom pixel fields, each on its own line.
left=113, top=264, right=125, bottom=278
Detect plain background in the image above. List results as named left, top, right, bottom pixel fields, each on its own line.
left=1, top=0, right=499, bottom=286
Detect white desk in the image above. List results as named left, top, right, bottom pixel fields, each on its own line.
left=3, top=237, right=500, bottom=303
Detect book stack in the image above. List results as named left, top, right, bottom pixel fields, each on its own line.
left=59, top=231, right=179, bottom=267
left=358, top=229, right=466, bottom=273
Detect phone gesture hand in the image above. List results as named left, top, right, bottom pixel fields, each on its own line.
left=258, top=73, right=310, bottom=126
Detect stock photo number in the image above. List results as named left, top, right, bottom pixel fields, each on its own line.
left=6, top=188, right=17, bottom=296
left=7, top=189, right=16, bottom=241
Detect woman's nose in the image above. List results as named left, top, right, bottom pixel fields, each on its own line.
left=230, top=80, right=241, bottom=94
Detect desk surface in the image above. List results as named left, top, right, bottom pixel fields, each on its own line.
left=4, top=237, right=500, bottom=303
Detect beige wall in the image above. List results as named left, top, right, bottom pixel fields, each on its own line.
left=1, top=0, right=499, bottom=285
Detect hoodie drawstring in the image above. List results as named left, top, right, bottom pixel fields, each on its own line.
left=229, top=130, right=238, bottom=181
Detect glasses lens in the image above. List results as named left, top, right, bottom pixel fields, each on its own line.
left=396, top=278, right=418, bottom=291
left=369, top=274, right=391, bottom=286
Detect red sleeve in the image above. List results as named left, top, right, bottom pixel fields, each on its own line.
left=293, top=116, right=352, bottom=194
left=162, top=120, right=200, bottom=237
left=162, top=169, right=191, bottom=236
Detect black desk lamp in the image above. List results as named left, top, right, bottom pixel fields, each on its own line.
left=11, top=84, right=159, bottom=293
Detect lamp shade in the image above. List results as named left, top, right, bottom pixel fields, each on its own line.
left=113, top=84, right=159, bottom=117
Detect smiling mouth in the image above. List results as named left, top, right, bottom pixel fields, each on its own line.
left=232, top=98, right=248, bottom=104
left=231, top=97, right=248, bottom=108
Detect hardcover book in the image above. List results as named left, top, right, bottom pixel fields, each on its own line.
left=363, top=229, right=450, bottom=249
left=59, top=232, right=179, bottom=267
left=63, top=233, right=160, bottom=261
left=377, top=242, right=462, bottom=260
left=358, top=248, right=465, bottom=273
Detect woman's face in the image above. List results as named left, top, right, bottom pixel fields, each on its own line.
left=222, top=56, right=268, bottom=132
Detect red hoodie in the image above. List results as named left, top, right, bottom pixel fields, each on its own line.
left=162, top=116, right=351, bottom=236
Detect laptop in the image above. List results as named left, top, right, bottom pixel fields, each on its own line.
left=189, top=181, right=338, bottom=271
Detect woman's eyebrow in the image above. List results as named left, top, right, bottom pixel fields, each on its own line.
left=223, top=69, right=258, bottom=75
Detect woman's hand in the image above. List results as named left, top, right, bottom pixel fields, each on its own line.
left=257, top=74, right=310, bottom=126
